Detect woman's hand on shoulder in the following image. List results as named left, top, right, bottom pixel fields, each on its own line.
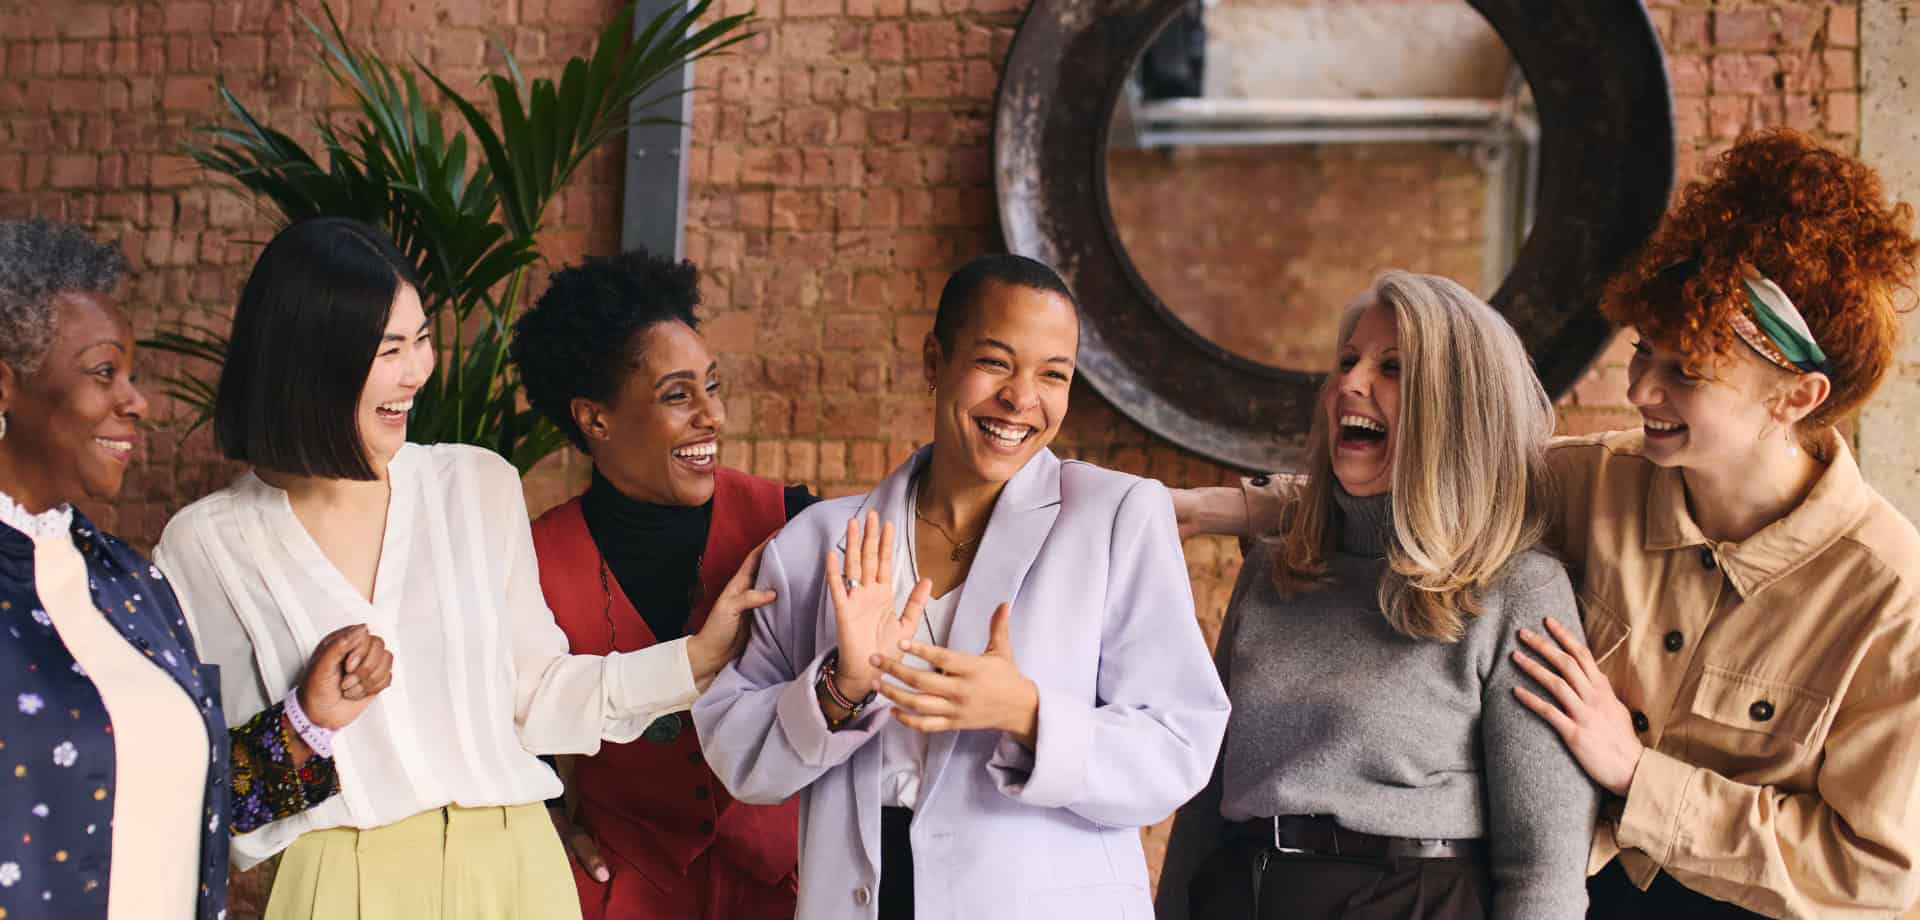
left=688, top=539, right=778, bottom=686
left=1509, top=617, right=1644, bottom=796
left=299, top=623, right=394, bottom=730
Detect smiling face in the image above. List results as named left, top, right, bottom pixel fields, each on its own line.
left=1627, top=335, right=1798, bottom=474
left=0, top=292, right=149, bottom=510
left=1322, top=301, right=1401, bottom=497
left=924, top=281, right=1078, bottom=488
left=354, top=283, right=434, bottom=469
left=577, top=320, right=725, bottom=507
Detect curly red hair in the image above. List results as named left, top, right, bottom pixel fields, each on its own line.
left=1601, top=129, right=1920, bottom=429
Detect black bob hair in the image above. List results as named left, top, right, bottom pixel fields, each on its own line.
left=214, top=217, right=422, bottom=481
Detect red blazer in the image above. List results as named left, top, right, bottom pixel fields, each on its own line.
left=530, top=467, right=799, bottom=899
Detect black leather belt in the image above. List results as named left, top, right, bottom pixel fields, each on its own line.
left=1224, top=815, right=1484, bottom=861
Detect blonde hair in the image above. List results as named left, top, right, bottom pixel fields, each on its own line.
left=1272, top=271, right=1556, bottom=642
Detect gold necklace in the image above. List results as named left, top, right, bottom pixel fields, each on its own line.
left=912, top=500, right=984, bottom=561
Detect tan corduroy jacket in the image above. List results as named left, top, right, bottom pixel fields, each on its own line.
left=1233, top=428, right=1920, bottom=918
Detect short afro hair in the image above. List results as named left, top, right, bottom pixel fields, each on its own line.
left=510, top=249, right=701, bottom=453
left=1601, top=129, right=1920, bottom=430
left=0, top=220, right=128, bottom=377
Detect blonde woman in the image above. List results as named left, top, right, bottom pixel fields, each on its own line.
left=1156, top=271, right=1598, bottom=920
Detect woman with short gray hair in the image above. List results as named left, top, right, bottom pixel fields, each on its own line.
left=0, top=219, right=387, bottom=920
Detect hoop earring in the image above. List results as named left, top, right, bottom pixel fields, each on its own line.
left=0, top=411, right=8, bottom=441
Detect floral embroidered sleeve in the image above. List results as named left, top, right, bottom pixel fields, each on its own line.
left=228, top=700, right=340, bottom=834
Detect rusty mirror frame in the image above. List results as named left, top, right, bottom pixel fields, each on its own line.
left=994, top=0, right=1675, bottom=473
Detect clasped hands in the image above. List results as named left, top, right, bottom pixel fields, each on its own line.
left=823, top=511, right=1040, bottom=747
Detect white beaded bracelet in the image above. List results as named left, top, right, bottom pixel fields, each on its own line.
left=282, top=690, right=336, bottom=759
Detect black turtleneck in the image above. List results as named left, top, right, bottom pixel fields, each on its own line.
left=579, top=469, right=818, bottom=641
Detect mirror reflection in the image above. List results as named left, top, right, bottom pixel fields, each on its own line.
left=1106, top=0, right=1539, bottom=370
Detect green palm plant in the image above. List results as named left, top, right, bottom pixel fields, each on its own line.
left=144, top=1, right=751, bottom=472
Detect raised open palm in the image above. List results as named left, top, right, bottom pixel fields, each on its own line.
left=825, top=511, right=932, bottom=697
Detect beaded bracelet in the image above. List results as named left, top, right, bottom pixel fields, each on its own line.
left=817, top=650, right=876, bottom=728
left=282, top=690, right=337, bottom=759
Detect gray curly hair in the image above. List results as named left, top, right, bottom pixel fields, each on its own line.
left=0, top=219, right=128, bottom=377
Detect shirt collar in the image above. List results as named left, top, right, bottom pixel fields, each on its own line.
left=1644, top=428, right=1873, bottom=597
left=0, top=489, right=74, bottom=541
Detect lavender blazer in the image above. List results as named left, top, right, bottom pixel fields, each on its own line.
left=693, top=447, right=1230, bottom=920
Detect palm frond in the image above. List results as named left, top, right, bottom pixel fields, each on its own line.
left=175, top=1, right=754, bottom=473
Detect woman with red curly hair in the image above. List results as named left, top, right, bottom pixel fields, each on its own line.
left=1171, top=129, right=1920, bottom=918
left=1512, top=128, right=1920, bottom=919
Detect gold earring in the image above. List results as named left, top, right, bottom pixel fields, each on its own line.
left=928, top=384, right=936, bottom=396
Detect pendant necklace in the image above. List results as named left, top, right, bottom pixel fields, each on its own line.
left=912, top=500, right=983, bottom=561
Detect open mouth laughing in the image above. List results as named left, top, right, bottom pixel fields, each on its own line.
left=672, top=439, right=718, bottom=471
left=1642, top=415, right=1686, bottom=440
left=375, top=399, right=413, bottom=424
left=976, top=417, right=1037, bottom=453
left=93, top=436, right=136, bottom=462
left=1335, top=412, right=1389, bottom=452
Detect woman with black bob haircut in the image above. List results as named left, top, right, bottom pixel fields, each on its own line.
left=509, top=248, right=807, bottom=920
left=155, top=218, right=764, bottom=920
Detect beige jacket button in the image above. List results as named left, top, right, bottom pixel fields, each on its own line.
left=854, top=886, right=872, bottom=906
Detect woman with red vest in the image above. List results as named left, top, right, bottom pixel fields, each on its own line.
left=509, top=250, right=811, bottom=920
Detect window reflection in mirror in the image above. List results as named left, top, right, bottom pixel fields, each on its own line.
left=1106, top=0, right=1539, bottom=371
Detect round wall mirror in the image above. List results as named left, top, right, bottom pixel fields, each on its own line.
left=996, top=0, right=1673, bottom=471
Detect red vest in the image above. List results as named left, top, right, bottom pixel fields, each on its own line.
left=529, top=467, right=799, bottom=894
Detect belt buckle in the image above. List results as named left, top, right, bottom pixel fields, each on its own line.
left=1267, top=816, right=1321, bottom=856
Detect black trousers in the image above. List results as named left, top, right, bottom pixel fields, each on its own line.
left=1190, top=840, right=1491, bottom=920
left=879, top=806, right=914, bottom=920
left=1586, top=859, right=1766, bottom=919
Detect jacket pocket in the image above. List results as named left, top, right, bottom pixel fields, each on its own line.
left=1577, top=590, right=1631, bottom=666
left=1682, top=664, right=1832, bottom=773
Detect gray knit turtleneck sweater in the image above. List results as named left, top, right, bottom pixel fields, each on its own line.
left=1156, top=489, right=1598, bottom=920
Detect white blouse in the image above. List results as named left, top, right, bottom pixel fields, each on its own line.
left=878, top=478, right=961, bottom=810
left=152, top=443, right=699, bottom=869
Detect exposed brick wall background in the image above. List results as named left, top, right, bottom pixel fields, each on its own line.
left=0, top=0, right=1870, bottom=914
left=1107, top=144, right=1490, bottom=369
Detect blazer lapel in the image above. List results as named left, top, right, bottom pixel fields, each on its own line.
left=919, top=450, right=1063, bottom=805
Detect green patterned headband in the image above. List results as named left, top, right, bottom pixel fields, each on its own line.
left=1733, top=265, right=1830, bottom=375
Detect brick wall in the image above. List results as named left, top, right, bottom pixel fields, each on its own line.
left=1107, top=144, right=1490, bottom=370
left=0, top=0, right=1867, bottom=912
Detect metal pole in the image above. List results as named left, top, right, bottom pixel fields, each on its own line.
left=621, top=0, right=693, bottom=260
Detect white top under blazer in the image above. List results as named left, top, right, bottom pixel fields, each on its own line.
left=153, top=443, right=699, bottom=868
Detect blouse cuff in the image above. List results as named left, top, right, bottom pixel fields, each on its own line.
left=608, top=636, right=700, bottom=720
left=229, top=700, right=341, bottom=834
left=1613, top=747, right=1695, bottom=866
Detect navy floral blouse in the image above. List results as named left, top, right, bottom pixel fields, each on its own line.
left=0, top=510, right=338, bottom=920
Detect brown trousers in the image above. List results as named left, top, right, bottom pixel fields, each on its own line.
left=1189, top=841, right=1491, bottom=920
